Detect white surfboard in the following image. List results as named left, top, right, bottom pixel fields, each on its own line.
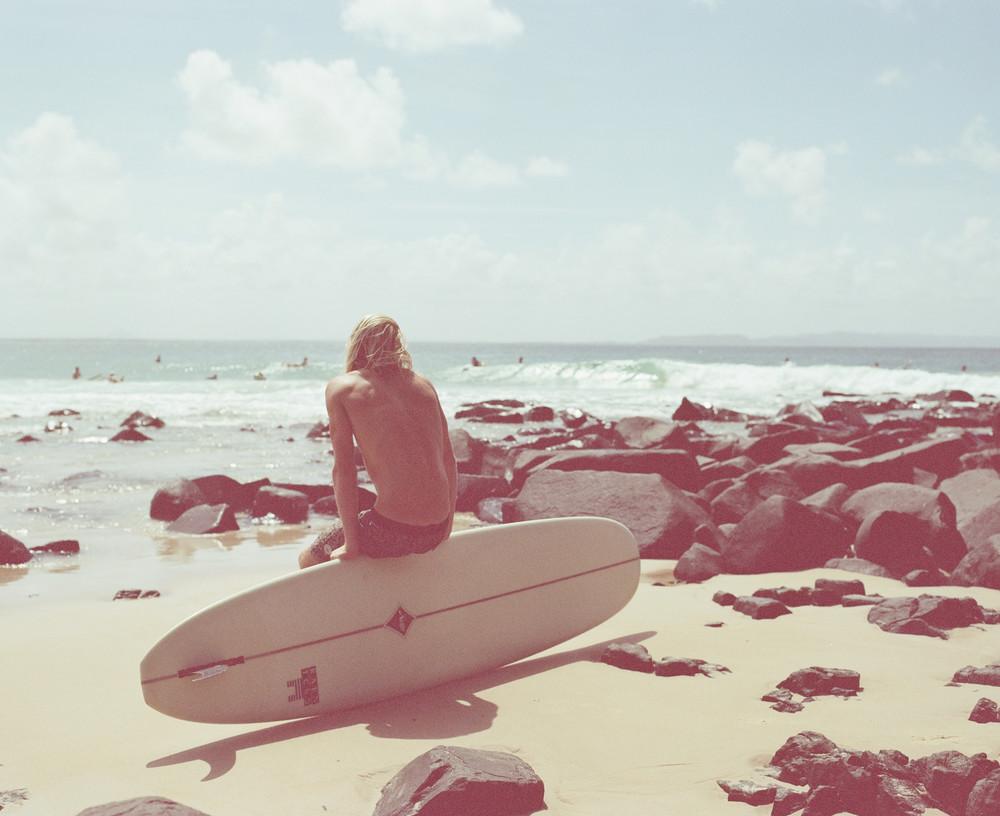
left=140, top=517, right=639, bottom=723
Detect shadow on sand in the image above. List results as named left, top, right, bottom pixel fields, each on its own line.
left=147, top=630, right=655, bottom=781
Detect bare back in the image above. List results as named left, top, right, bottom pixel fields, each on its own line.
left=330, top=368, right=453, bottom=525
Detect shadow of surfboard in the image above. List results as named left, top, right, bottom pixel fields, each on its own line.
left=147, top=630, right=656, bottom=781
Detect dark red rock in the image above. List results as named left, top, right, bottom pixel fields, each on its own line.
left=16, top=434, right=40, bottom=443
left=672, top=396, right=711, bottom=421
left=654, top=656, right=728, bottom=677
left=912, top=750, right=999, bottom=816
left=952, top=534, right=1000, bottom=589
left=917, top=389, right=976, bottom=402
left=110, top=428, right=152, bottom=442
left=959, top=500, right=1000, bottom=559
left=525, top=405, right=555, bottom=422
left=150, top=479, right=207, bottom=522
left=772, top=787, right=809, bottom=816
left=49, top=408, right=80, bottom=416
left=853, top=510, right=935, bottom=576
left=939, top=469, right=1000, bottom=525
left=614, top=416, right=689, bottom=449
left=516, top=448, right=702, bottom=492
left=456, top=474, right=507, bottom=512
left=710, top=467, right=806, bottom=524
left=769, top=731, right=842, bottom=785
left=191, top=474, right=266, bottom=513
left=868, top=595, right=984, bottom=639
left=742, top=428, right=821, bottom=465
left=121, top=410, right=165, bottom=429
left=801, top=482, right=853, bottom=515
left=814, top=577, right=866, bottom=597
left=0, top=530, right=32, bottom=565
left=960, top=448, right=1000, bottom=472
left=673, top=543, right=723, bottom=583
left=166, top=504, right=239, bottom=535
left=251, top=486, right=309, bottom=523
left=29, top=539, right=79, bottom=555
left=824, top=557, right=893, bottom=578
left=701, top=456, right=755, bottom=482
left=712, top=590, right=736, bottom=606
left=716, top=779, right=777, bottom=805
left=777, top=667, right=861, bottom=697
left=511, top=469, right=714, bottom=558
left=450, top=428, right=485, bottom=474
left=75, top=796, right=210, bottom=816
left=902, top=568, right=949, bottom=586
left=273, top=482, right=333, bottom=504
left=874, top=776, right=928, bottom=816
left=732, top=596, right=792, bottom=620
left=953, top=664, right=1000, bottom=686
left=968, top=769, right=1000, bottom=816
left=373, top=745, right=545, bottom=816
left=600, top=642, right=653, bottom=673
left=720, top=496, right=851, bottom=574
left=305, top=420, right=328, bottom=439
left=969, top=698, right=999, bottom=723
left=753, top=586, right=812, bottom=606
left=313, top=495, right=338, bottom=515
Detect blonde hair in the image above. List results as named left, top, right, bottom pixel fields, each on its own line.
left=345, top=315, right=413, bottom=373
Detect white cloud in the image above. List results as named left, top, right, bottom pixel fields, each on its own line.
left=175, top=50, right=567, bottom=188
left=524, top=156, right=569, bottom=178
left=177, top=50, right=409, bottom=169
left=898, top=116, right=1000, bottom=173
left=875, top=66, right=905, bottom=87
left=341, top=0, right=523, bottom=52
left=449, top=150, right=521, bottom=188
left=959, top=116, right=1000, bottom=172
left=732, top=140, right=830, bottom=221
left=896, top=146, right=942, bottom=165
left=0, top=113, right=126, bottom=277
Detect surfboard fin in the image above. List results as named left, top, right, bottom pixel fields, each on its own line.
left=189, top=664, right=230, bottom=682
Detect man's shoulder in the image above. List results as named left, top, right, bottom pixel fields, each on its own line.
left=325, top=373, right=363, bottom=399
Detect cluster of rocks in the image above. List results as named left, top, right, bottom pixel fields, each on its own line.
left=71, top=745, right=546, bottom=816
left=15, top=408, right=166, bottom=444
left=149, top=473, right=376, bottom=534
left=718, top=730, right=1000, bottom=815
left=762, top=667, right=862, bottom=714
left=443, top=393, right=1000, bottom=590
left=710, top=578, right=999, bottom=639
left=0, top=530, right=80, bottom=565
left=600, top=641, right=730, bottom=677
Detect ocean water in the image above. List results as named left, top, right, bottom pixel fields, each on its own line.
left=2, top=339, right=999, bottom=602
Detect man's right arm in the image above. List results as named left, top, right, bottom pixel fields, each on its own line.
left=327, top=379, right=362, bottom=557
left=439, top=402, right=458, bottom=539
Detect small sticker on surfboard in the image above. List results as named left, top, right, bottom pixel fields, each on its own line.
left=384, top=605, right=415, bottom=636
left=287, top=666, right=320, bottom=706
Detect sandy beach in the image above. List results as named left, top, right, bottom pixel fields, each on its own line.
left=3, top=546, right=998, bottom=815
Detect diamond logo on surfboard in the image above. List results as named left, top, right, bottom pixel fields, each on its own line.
left=384, top=606, right=415, bottom=636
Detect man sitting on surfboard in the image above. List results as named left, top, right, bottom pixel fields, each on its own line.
left=299, top=315, right=457, bottom=567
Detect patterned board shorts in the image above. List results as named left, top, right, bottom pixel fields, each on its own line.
left=312, top=508, right=449, bottom=560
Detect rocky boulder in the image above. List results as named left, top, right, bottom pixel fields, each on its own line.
left=952, top=534, right=1000, bottom=589
left=614, top=416, right=690, bottom=449
left=777, top=667, right=861, bottom=697
left=251, top=486, right=309, bottom=523
left=940, top=469, right=1000, bottom=525
left=912, top=751, right=999, bottom=816
left=601, top=642, right=654, bottom=673
left=710, top=468, right=805, bottom=525
left=192, top=475, right=267, bottom=513
left=513, top=449, right=702, bottom=492
left=969, top=698, right=999, bottom=724
left=720, top=496, right=851, bottom=574
left=968, top=770, right=1000, bottom=816
left=853, top=511, right=937, bottom=576
left=456, top=474, right=508, bottom=512
left=450, top=428, right=485, bottom=474
left=868, top=595, right=985, bottom=638
left=121, top=410, right=165, bottom=429
left=673, top=543, right=723, bottom=582
left=166, top=504, right=239, bottom=535
left=150, top=479, right=207, bottom=522
left=511, top=469, right=715, bottom=558
left=110, top=428, right=152, bottom=442
left=0, top=530, right=32, bottom=565
left=75, top=797, right=210, bottom=816
left=373, top=745, right=545, bottom=816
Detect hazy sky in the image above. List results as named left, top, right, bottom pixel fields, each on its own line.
left=2, top=0, right=998, bottom=342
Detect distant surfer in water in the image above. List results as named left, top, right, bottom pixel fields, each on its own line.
left=299, top=314, right=457, bottom=567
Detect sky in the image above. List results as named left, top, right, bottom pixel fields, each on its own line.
left=1, top=0, right=998, bottom=342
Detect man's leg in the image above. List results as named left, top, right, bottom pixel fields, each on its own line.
left=298, top=520, right=345, bottom=569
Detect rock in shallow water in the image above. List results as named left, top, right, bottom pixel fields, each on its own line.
left=969, top=698, right=1000, bottom=723
left=373, top=745, right=545, bottom=816
left=601, top=642, right=653, bottom=673
left=0, top=530, right=32, bottom=565
left=166, top=504, right=239, bottom=535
